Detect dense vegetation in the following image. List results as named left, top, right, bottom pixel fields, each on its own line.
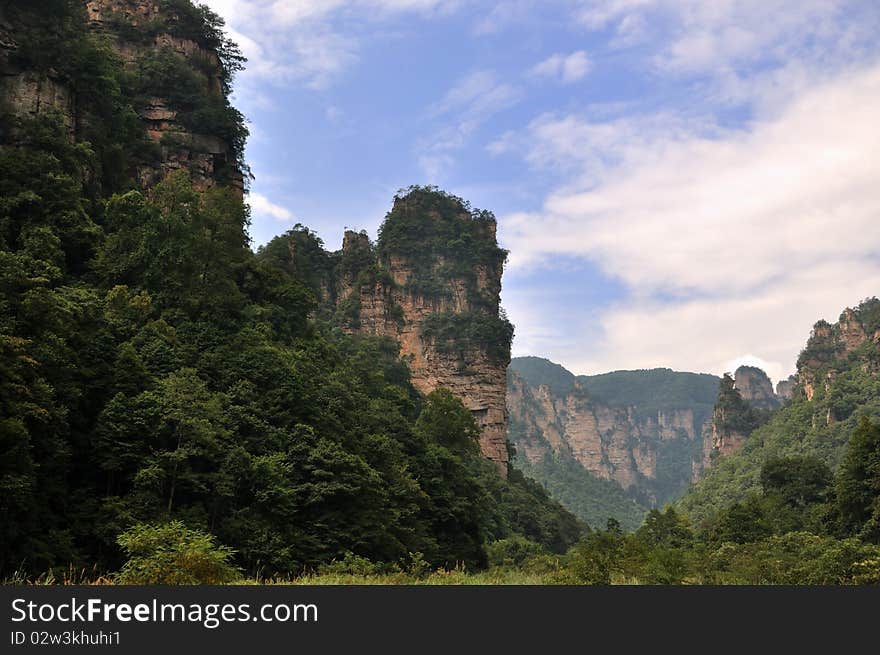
left=422, top=311, right=514, bottom=365
left=679, top=298, right=880, bottom=526
left=514, top=451, right=649, bottom=532
left=377, top=186, right=507, bottom=306
left=712, top=373, right=767, bottom=435
left=0, top=2, right=583, bottom=581
left=508, top=356, right=576, bottom=396
left=579, top=368, right=720, bottom=423
left=490, top=422, right=880, bottom=584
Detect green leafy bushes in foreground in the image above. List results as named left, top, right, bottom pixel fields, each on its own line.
left=116, top=521, right=238, bottom=585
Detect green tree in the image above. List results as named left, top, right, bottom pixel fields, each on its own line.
left=834, top=417, right=880, bottom=541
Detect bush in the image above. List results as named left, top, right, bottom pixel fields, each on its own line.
left=318, top=552, right=384, bottom=577
left=116, top=521, right=239, bottom=585
left=486, top=537, right=546, bottom=569
left=563, top=533, right=620, bottom=585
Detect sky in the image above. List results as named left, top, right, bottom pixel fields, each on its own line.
left=200, top=0, right=880, bottom=384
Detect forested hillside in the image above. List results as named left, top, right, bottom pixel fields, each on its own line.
left=679, top=299, right=880, bottom=525
left=0, top=0, right=582, bottom=580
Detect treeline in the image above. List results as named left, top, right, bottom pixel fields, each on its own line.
left=507, top=417, right=880, bottom=584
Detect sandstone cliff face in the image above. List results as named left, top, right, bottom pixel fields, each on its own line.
left=776, top=375, right=797, bottom=400
left=697, top=369, right=779, bottom=470
left=507, top=368, right=711, bottom=507
left=733, top=366, right=780, bottom=410
left=795, top=303, right=878, bottom=422
left=0, top=5, right=74, bottom=131
left=87, top=0, right=241, bottom=192
left=332, top=192, right=512, bottom=472
left=1, top=1, right=239, bottom=192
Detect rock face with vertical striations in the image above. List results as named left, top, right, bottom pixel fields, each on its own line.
left=1, top=1, right=243, bottom=193
left=339, top=189, right=513, bottom=472
left=507, top=358, right=720, bottom=510
left=264, top=188, right=514, bottom=473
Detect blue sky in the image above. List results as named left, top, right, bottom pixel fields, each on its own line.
left=201, top=0, right=880, bottom=383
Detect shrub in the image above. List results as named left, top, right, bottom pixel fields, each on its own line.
left=486, top=537, right=546, bottom=569
left=116, top=521, right=239, bottom=585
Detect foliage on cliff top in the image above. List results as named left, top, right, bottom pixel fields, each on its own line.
left=580, top=368, right=721, bottom=420
left=422, top=311, right=514, bottom=366
left=3, top=0, right=248, bottom=186
left=2, top=1, right=152, bottom=194
left=679, top=327, right=880, bottom=526
left=100, top=0, right=246, bottom=95
left=797, top=297, right=880, bottom=371
left=714, top=373, right=767, bottom=435
left=376, top=186, right=507, bottom=305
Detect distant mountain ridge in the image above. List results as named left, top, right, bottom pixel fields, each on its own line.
left=507, top=358, right=722, bottom=529
left=507, top=355, right=803, bottom=530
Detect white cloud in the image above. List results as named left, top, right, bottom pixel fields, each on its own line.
left=249, top=193, right=296, bottom=222
left=418, top=70, right=522, bottom=180
left=530, top=51, right=592, bottom=83
left=575, top=0, right=873, bottom=77
left=499, top=63, right=880, bottom=380
left=201, top=0, right=460, bottom=89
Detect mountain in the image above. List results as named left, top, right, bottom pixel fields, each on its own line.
left=695, top=366, right=786, bottom=473
left=679, top=298, right=880, bottom=525
left=507, top=358, right=720, bottom=529
left=258, top=189, right=513, bottom=471
left=0, top=0, right=583, bottom=578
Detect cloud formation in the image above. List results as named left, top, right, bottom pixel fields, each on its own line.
left=202, top=0, right=460, bottom=89
left=418, top=70, right=522, bottom=181
left=249, top=193, right=295, bottom=223
left=530, top=51, right=592, bottom=83
left=500, top=63, right=880, bottom=381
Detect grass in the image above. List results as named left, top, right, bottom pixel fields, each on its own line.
left=4, top=565, right=573, bottom=586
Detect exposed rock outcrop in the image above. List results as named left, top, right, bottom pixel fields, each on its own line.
left=797, top=306, right=875, bottom=403
left=1, top=1, right=241, bottom=193
left=733, top=366, right=780, bottom=410
left=507, top=361, right=719, bottom=507
left=330, top=190, right=512, bottom=472
left=776, top=374, right=797, bottom=400
left=86, top=0, right=242, bottom=192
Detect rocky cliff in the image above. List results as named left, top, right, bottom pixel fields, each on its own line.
left=697, top=366, right=784, bottom=471
left=344, top=189, right=512, bottom=471
left=507, top=358, right=719, bottom=509
left=776, top=374, right=797, bottom=400
left=1, top=0, right=243, bottom=192
left=798, top=306, right=879, bottom=406
left=733, top=366, right=781, bottom=410
left=262, top=188, right=513, bottom=472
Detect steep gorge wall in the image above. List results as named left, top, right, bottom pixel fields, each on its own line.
left=1, top=0, right=240, bottom=192
left=329, top=191, right=513, bottom=472
left=507, top=365, right=715, bottom=507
